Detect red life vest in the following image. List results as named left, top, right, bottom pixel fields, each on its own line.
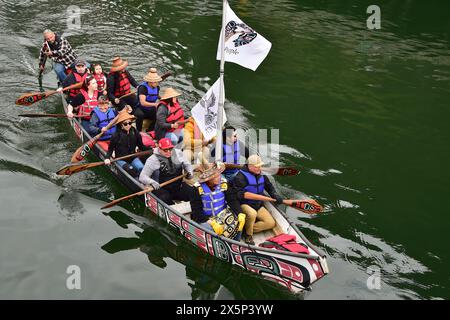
left=112, top=71, right=131, bottom=97
left=159, top=100, right=185, bottom=132
left=69, top=72, right=88, bottom=97
left=79, top=89, right=98, bottom=120
left=94, top=73, right=106, bottom=92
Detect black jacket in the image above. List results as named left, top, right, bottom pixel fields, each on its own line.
left=190, top=182, right=242, bottom=224
left=232, top=165, right=282, bottom=210
left=106, top=126, right=149, bottom=160
left=106, top=70, right=139, bottom=101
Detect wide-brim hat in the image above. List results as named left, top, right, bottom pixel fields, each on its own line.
left=116, top=110, right=135, bottom=125
left=110, top=56, right=129, bottom=73
left=198, top=161, right=226, bottom=183
left=160, top=87, right=181, bottom=100
left=143, top=67, right=163, bottom=83
left=247, top=154, right=265, bottom=167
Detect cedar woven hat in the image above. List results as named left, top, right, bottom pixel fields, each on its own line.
left=247, top=154, right=265, bottom=167
left=198, top=161, right=226, bottom=183
left=110, top=56, right=129, bottom=72
left=159, top=87, right=181, bottom=100
left=116, top=110, right=135, bottom=125
left=144, top=67, right=163, bottom=83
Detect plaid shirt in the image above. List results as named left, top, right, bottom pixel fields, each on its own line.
left=38, top=35, right=77, bottom=69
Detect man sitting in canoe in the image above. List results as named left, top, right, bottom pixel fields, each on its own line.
left=107, top=56, right=139, bottom=112
left=190, top=162, right=245, bottom=239
left=38, top=29, right=78, bottom=84
left=233, top=155, right=283, bottom=245
left=134, top=68, right=162, bottom=132
left=211, top=126, right=249, bottom=181
left=61, top=59, right=90, bottom=103
left=104, top=111, right=149, bottom=176
left=139, top=138, right=194, bottom=204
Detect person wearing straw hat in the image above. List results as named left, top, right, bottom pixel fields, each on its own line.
left=233, top=155, right=283, bottom=245
left=134, top=67, right=162, bottom=132
left=155, top=87, right=185, bottom=146
left=190, top=161, right=245, bottom=239
left=139, top=138, right=194, bottom=205
left=106, top=56, right=139, bottom=111
left=104, top=111, right=150, bottom=177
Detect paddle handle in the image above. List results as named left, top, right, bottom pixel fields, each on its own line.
left=101, top=173, right=185, bottom=209
left=117, top=71, right=172, bottom=101
left=19, top=113, right=90, bottom=119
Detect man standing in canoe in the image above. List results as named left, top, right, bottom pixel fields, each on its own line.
left=139, top=138, right=194, bottom=205
left=38, top=29, right=77, bottom=84
left=107, top=56, right=139, bottom=112
left=233, top=155, right=283, bottom=245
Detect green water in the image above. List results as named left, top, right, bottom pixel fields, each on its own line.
left=0, top=0, right=449, bottom=299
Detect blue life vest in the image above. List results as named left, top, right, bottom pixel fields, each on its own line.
left=138, top=82, right=159, bottom=106
left=199, top=179, right=228, bottom=217
left=92, top=107, right=116, bottom=140
left=240, top=169, right=265, bottom=206
left=223, top=141, right=239, bottom=175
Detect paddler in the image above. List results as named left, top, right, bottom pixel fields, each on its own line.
left=38, top=29, right=78, bottom=84
left=190, top=161, right=245, bottom=239
left=106, top=56, right=139, bottom=112
left=134, top=67, right=162, bottom=132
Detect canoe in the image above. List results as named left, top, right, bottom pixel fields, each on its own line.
left=60, top=93, right=329, bottom=295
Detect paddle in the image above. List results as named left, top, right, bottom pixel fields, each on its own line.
left=56, top=150, right=152, bottom=176
left=101, top=173, right=186, bottom=209
left=15, top=82, right=82, bottom=106
left=243, top=192, right=323, bottom=214
left=117, top=71, right=173, bottom=101
left=70, top=111, right=122, bottom=163
left=19, top=113, right=90, bottom=119
left=224, top=163, right=300, bottom=176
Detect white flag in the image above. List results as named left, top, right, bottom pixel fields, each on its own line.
left=191, top=79, right=227, bottom=141
left=216, top=1, right=272, bottom=71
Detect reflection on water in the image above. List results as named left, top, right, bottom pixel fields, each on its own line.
left=101, top=210, right=298, bottom=300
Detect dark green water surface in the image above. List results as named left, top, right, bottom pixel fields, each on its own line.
left=0, top=0, right=449, bottom=299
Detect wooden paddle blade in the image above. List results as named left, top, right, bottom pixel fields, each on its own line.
left=15, top=92, right=47, bottom=106
left=71, top=138, right=97, bottom=163
left=287, top=199, right=323, bottom=214
left=261, top=167, right=300, bottom=176
left=101, top=187, right=153, bottom=209
left=56, top=162, right=98, bottom=176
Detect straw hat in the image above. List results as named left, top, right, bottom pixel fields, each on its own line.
left=198, top=161, right=226, bottom=183
left=247, top=154, right=265, bottom=167
left=116, top=110, right=135, bottom=125
left=110, top=56, right=128, bottom=72
left=159, top=87, right=181, bottom=100
left=143, top=67, right=163, bottom=83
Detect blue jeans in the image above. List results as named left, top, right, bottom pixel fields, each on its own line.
left=116, top=158, right=144, bottom=173
left=200, top=222, right=214, bottom=232
left=54, top=62, right=68, bottom=83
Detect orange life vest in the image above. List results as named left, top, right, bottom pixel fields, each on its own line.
left=94, top=73, right=106, bottom=92
left=69, top=72, right=88, bottom=98
left=79, top=89, right=98, bottom=120
left=113, top=72, right=131, bottom=97
left=159, top=100, right=185, bottom=132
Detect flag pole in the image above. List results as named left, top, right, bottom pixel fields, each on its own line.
left=214, top=0, right=227, bottom=161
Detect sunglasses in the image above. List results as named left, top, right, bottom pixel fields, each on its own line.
left=161, top=148, right=173, bottom=152
left=122, top=121, right=133, bottom=126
